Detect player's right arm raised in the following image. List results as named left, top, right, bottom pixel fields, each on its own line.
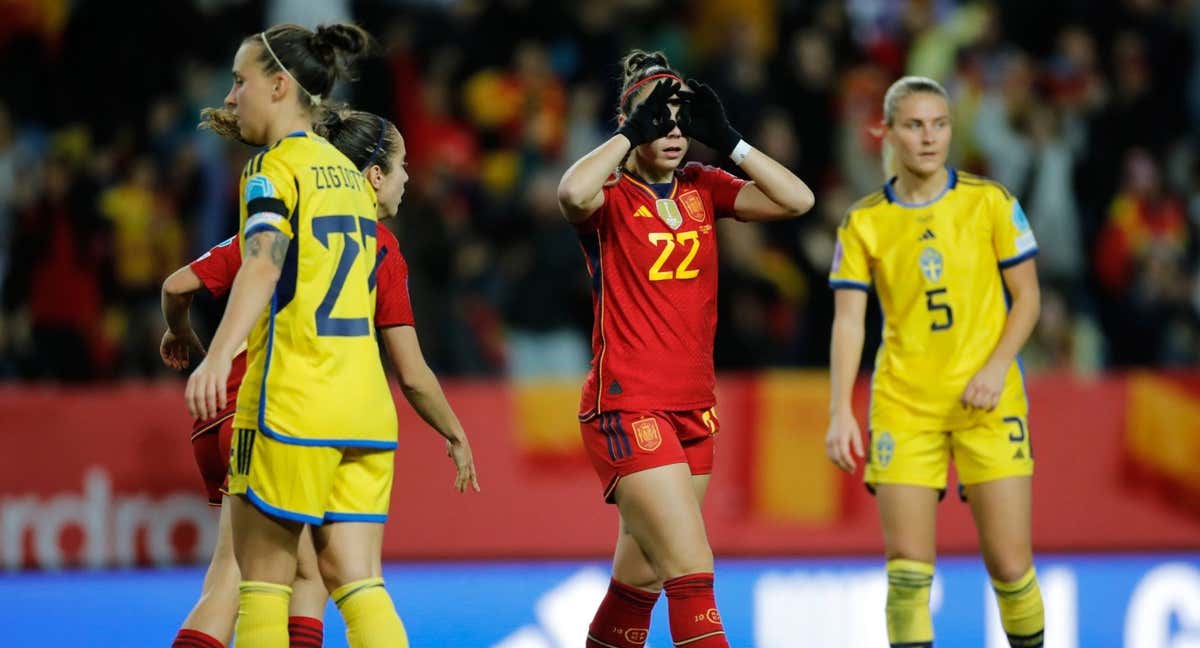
left=186, top=229, right=287, bottom=420
left=557, top=79, right=680, bottom=223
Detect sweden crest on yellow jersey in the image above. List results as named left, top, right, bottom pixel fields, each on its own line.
left=918, top=247, right=943, bottom=283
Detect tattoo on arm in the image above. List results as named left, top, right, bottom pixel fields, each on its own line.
left=244, top=232, right=263, bottom=258
left=244, top=230, right=291, bottom=268
left=269, top=231, right=289, bottom=266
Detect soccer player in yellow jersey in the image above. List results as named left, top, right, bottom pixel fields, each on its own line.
left=166, top=108, right=479, bottom=648
left=826, top=77, right=1044, bottom=648
left=185, top=23, right=411, bottom=648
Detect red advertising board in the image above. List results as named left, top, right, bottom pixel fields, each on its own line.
left=1, top=372, right=1197, bottom=569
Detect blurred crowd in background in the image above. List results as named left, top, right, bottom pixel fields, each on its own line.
left=1, top=0, right=1198, bottom=381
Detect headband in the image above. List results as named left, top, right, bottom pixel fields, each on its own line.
left=260, top=32, right=322, bottom=106
left=361, top=116, right=389, bottom=170
left=620, top=73, right=682, bottom=107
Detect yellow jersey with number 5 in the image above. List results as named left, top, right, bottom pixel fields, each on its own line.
left=829, top=168, right=1038, bottom=431
left=232, top=131, right=397, bottom=448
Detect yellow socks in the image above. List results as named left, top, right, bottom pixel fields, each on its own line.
left=235, top=581, right=292, bottom=648
left=886, top=559, right=935, bottom=648
left=332, top=577, right=409, bottom=648
left=992, top=567, right=1044, bottom=647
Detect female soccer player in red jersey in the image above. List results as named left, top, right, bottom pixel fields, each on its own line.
left=165, top=106, right=477, bottom=648
left=826, top=77, right=1044, bottom=648
left=558, top=50, right=814, bottom=648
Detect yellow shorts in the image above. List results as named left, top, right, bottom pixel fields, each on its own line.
left=227, top=428, right=394, bottom=525
left=864, top=414, right=1034, bottom=492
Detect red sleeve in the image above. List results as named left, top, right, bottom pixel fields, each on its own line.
left=188, top=236, right=242, bottom=298
left=683, top=162, right=747, bottom=219
left=374, top=227, right=415, bottom=328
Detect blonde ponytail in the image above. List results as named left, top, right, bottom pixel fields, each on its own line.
left=881, top=140, right=898, bottom=178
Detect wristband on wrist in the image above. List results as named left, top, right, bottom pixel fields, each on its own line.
left=730, top=139, right=752, bottom=165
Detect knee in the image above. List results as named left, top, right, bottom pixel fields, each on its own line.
left=318, top=552, right=373, bottom=592
left=884, top=557, right=935, bottom=610
left=617, top=524, right=713, bottom=580
left=884, top=548, right=936, bottom=565
left=612, top=547, right=664, bottom=592
left=616, top=573, right=663, bottom=593
left=197, top=581, right=240, bottom=609
left=988, top=557, right=1033, bottom=585
left=317, top=553, right=346, bottom=590
left=296, top=552, right=321, bottom=583
left=612, top=549, right=663, bottom=591
left=293, top=567, right=323, bottom=592
left=205, top=550, right=242, bottom=591
left=656, top=544, right=714, bottom=580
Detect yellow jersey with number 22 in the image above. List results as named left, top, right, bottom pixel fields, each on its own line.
left=232, top=131, right=397, bottom=448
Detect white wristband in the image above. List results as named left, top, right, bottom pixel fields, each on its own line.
left=729, top=139, right=752, bottom=165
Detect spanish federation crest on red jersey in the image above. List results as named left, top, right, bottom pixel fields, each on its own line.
left=574, top=163, right=747, bottom=418
left=679, top=189, right=706, bottom=223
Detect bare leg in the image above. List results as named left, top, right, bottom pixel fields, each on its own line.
left=179, top=498, right=239, bottom=645
left=875, top=484, right=939, bottom=564
left=612, top=474, right=712, bottom=591
left=875, top=484, right=940, bottom=647
left=229, top=495, right=304, bottom=648
left=290, top=524, right=329, bottom=619
left=963, top=476, right=1033, bottom=583
left=613, top=465, right=713, bottom=580
left=311, top=521, right=405, bottom=648
left=965, top=476, right=1043, bottom=648
left=310, top=521, right=384, bottom=593
left=613, top=465, right=726, bottom=646
left=229, top=496, right=304, bottom=582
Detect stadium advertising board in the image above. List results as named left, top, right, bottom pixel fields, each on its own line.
left=0, top=372, right=1198, bottom=568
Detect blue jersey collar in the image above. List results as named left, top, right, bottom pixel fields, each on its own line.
left=884, top=167, right=958, bottom=208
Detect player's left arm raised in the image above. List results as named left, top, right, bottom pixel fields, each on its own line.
left=963, top=258, right=1040, bottom=411
left=185, top=230, right=288, bottom=419
left=678, top=79, right=815, bottom=221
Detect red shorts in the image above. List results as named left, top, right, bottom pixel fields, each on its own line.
left=190, top=414, right=234, bottom=506
left=580, top=407, right=719, bottom=503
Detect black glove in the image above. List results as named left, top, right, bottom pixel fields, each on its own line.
left=677, top=79, right=741, bottom=157
left=617, top=79, right=680, bottom=147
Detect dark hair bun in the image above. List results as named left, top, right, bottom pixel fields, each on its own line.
left=310, top=23, right=373, bottom=73
left=316, top=102, right=352, bottom=131
left=621, top=49, right=671, bottom=85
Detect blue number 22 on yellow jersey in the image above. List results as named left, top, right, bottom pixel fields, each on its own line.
left=312, top=215, right=378, bottom=337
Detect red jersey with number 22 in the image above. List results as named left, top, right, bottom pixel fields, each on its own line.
left=575, top=162, right=746, bottom=419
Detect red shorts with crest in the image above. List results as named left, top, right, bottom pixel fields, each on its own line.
left=190, top=414, right=234, bottom=506
left=580, top=407, right=719, bottom=503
